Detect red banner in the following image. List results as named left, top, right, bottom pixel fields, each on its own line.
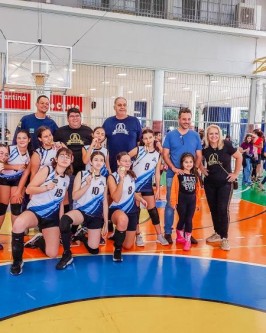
left=50, top=95, right=83, bottom=112
left=0, top=92, right=31, bottom=110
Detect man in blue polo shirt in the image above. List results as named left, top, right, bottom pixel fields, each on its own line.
left=163, top=108, right=202, bottom=244
left=12, top=95, right=58, bottom=149
left=103, top=97, right=142, bottom=172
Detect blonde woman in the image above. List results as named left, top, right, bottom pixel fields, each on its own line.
left=200, top=125, right=242, bottom=251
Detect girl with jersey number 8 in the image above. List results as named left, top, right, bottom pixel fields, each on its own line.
left=56, top=151, right=108, bottom=270
left=129, top=129, right=169, bottom=246
left=108, top=152, right=147, bottom=262
left=10, top=147, right=73, bottom=275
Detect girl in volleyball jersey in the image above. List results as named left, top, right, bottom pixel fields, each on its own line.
left=108, top=152, right=147, bottom=262
left=129, top=129, right=168, bottom=246
left=10, top=147, right=73, bottom=275
left=82, top=127, right=111, bottom=177
left=0, top=130, right=31, bottom=249
left=30, top=126, right=65, bottom=180
left=56, top=151, right=108, bottom=270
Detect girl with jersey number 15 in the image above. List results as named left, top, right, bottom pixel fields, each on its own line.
left=10, top=147, right=73, bottom=275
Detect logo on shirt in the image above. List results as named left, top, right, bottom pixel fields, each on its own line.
left=181, top=176, right=196, bottom=192
left=112, top=123, right=129, bottom=135
left=208, top=153, right=220, bottom=166
left=152, top=157, right=157, bottom=162
left=66, top=133, right=84, bottom=145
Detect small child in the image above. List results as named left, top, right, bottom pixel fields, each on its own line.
left=82, top=127, right=111, bottom=177
left=170, top=153, right=201, bottom=251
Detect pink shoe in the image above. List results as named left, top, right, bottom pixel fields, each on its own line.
left=183, top=240, right=191, bottom=251
left=176, top=230, right=186, bottom=244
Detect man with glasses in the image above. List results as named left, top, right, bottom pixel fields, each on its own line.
left=53, top=108, right=93, bottom=210
left=163, top=108, right=202, bottom=244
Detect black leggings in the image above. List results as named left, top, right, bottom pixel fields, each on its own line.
left=176, top=192, right=196, bottom=233
left=204, top=181, right=233, bottom=239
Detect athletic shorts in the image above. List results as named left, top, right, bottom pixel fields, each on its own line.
left=0, top=177, right=20, bottom=186
left=109, top=209, right=138, bottom=231
left=78, top=210, right=104, bottom=230
left=27, top=209, right=59, bottom=231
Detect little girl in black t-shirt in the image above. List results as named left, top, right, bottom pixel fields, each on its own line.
left=170, top=153, right=201, bottom=251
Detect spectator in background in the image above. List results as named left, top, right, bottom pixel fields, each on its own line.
left=103, top=97, right=142, bottom=173
left=239, top=133, right=254, bottom=187
left=12, top=95, right=58, bottom=150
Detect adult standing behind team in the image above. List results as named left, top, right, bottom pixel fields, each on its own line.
left=53, top=108, right=93, bottom=211
left=103, top=97, right=142, bottom=172
left=12, top=95, right=58, bottom=150
left=162, top=108, right=202, bottom=244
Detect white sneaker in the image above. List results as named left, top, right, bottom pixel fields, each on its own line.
left=156, top=234, right=169, bottom=246
left=206, top=232, right=222, bottom=243
left=136, top=233, right=145, bottom=247
left=221, top=238, right=230, bottom=251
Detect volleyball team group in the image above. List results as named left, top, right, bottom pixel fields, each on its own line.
left=1, top=95, right=255, bottom=276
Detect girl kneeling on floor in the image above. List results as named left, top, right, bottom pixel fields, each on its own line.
left=56, top=151, right=108, bottom=270
left=108, top=152, right=147, bottom=262
left=10, top=147, right=73, bottom=275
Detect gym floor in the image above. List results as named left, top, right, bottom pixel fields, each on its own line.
left=0, top=183, right=266, bottom=333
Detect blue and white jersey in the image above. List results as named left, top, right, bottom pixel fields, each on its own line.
left=0, top=145, right=30, bottom=182
left=132, top=146, right=160, bottom=192
left=109, top=172, right=137, bottom=213
left=73, top=171, right=106, bottom=218
left=35, top=146, right=57, bottom=169
left=27, top=166, right=69, bottom=219
left=83, top=145, right=109, bottom=177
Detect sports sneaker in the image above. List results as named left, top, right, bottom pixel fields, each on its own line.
left=190, top=235, right=198, bottom=245
left=72, top=227, right=88, bottom=242
left=10, top=261, right=24, bottom=275
left=164, top=233, right=173, bottom=244
left=220, top=238, right=230, bottom=251
left=24, top=233, right=43, bottom=248
left=206, top=233, right=222, bottom=243
left=113, top=248, right=123, bottom=262
left=183, top=240, right=191, bottom=251
left=56, top=250, right=73, bottom=270
left=135, top=233, right=145, bottom=247
left=156, top=234, right=169, bottom=246
left=100, top=236, right=106, bottom=245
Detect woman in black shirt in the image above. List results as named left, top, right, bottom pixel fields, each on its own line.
left=200, top=125, right=242, bottom=251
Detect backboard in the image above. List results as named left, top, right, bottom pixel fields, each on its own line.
left=6, top=40, right=72, bottom=89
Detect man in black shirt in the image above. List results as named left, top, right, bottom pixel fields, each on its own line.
left=53, top=108, right=93, bottom=212
left=53, top=108, right=93, bottom=176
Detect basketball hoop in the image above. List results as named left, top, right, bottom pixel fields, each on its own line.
left=32, top=73, right=49, bottom=95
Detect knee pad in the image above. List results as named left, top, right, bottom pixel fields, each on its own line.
left=64, top=204, right=70, bottom=213
left=148, top=207, right=160, bottom=225
left=59, top=215, right=73, bottom=234
left=88, top=246, right=99, bottom=255
left=10, top=203, right=21, bottom=216
left=0, top=203, right=8, bottom=216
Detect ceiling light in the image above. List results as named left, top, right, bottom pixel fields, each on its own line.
left=168, top=77, right=176, bottom=80
left=102, top=81, right=110, bottom=84
left=127, top=91, right=133, bottom=94
left=210, top=80, right=219, bottom=83
left=90, top=88, right=96, bottom=91
left=145, top=84, right=152, bottom=88
left=117, top=73, right=127, bottom=77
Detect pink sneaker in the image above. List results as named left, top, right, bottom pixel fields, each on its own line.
left=183, top=240, right=191, bottom=251
left=176, top=230, right=186, bottom=244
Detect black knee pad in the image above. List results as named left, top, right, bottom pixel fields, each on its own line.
left=59, top=215, right=73, bottom=234
left=88, top=246, right=99, bottom=255
left=148, top=207, right=160, bottom=225
left=64, top=204, right=70, bottom=213
left=10, top=203, right=21, bottom=216
left=0, top=203, right=8, bottom=215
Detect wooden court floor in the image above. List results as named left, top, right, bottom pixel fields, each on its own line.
left=0, top=183, right=266, bottom=332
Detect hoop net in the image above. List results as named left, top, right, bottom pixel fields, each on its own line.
left=32, top=73, right=49, bottom=95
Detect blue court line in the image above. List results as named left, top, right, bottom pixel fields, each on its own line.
left=1, top=254, right=266, bottom=320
